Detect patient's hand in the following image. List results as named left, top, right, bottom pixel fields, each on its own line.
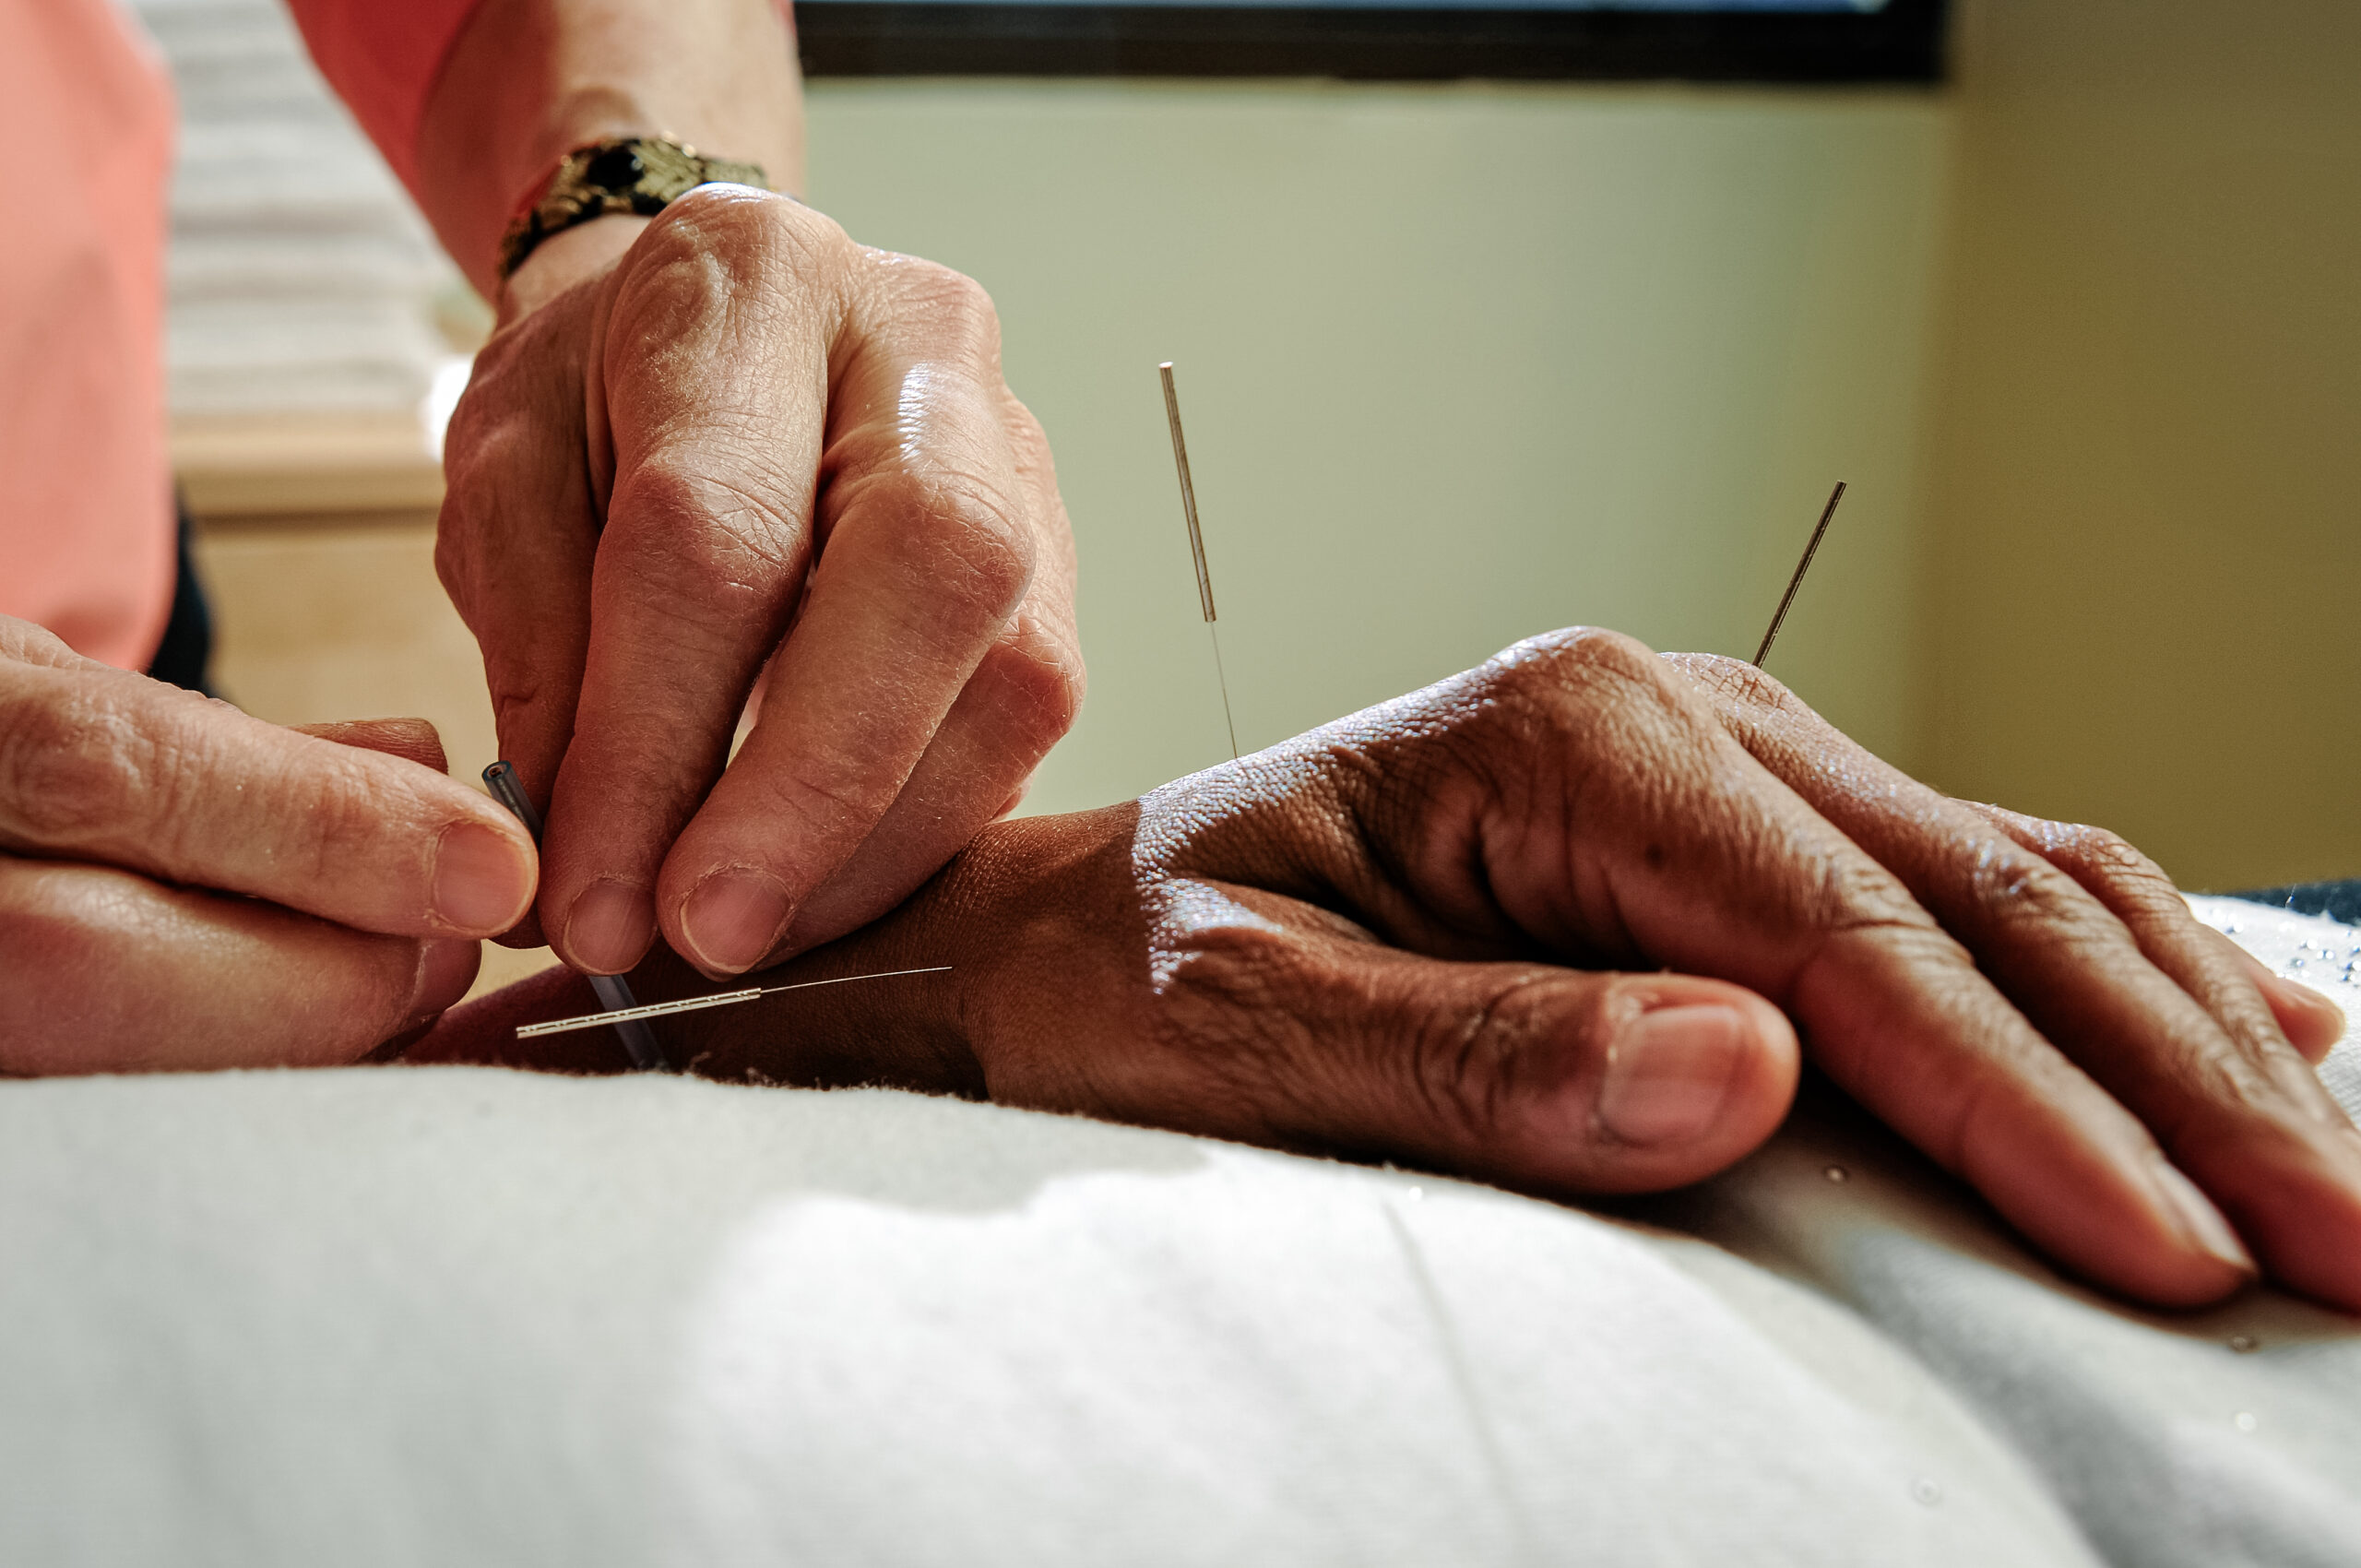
left=428, top=629, right=2357, bottom=1311
left=0, top=616, right=536, bottom=1072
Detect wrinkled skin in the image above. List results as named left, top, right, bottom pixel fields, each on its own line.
left=0, top=615, right=533, bottom=1072
left=439, top=188, right=1083, bottom=985
left=421, top=629, right=2361, bottom=1313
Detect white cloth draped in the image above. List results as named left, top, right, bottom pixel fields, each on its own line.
left=2, top=897, right=2352, bottom=1566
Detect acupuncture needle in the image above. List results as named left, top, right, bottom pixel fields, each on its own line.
left=1752, top=481, right=1847, bottom=669
left=482, top=760, right=669, bottom=1071
left=1158, top=362, right=1240, bottom=759
left=515, top=965, right=954, bottom=1040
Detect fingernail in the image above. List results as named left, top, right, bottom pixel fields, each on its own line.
left=681, top=868, right=792, bottom=975
left=433, top=822, right=535, bottom=933
left=2149, top=1157, right=2257, bottom=1274
left=2277, top=974, right=2346, bottom=1033
left=408, top=938, right=480, bottom=1025
left=564, top=879, right=656, bottom=975
left=1597, top=1004, right=1748, bottom=1147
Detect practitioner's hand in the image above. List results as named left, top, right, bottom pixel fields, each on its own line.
left=433, top=629, right=2358, bottom=1311
left=0, top=616, right=536, bottom=1073
left=436, top=190, right=1083, bottom=987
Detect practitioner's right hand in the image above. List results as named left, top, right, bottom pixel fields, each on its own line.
left=0, top=615, right=537, bottom=1073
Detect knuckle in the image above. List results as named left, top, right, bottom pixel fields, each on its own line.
left=433, top=438, right=583, bottom=609
left=2050, top=823, right=2193, bottom=930
left=1401, top=970, right=1568, bottom=1145
left=655, top=181, right=746, bottom=230
left=2054, top=823, right=2165, bottom=886
left=1531, top=624, right=1662, bottom=674
left=1973, top=820, right=2181, bottom=935
left=433, top=507, right=481, bottom=584
left=1815, top=860, right=1932, bottom=933
left=1964, top=847, right=2094, bottom=931
left=0, top=680, right=164, bottom=849
left=669, top=181, right=801, bottom=238
left=853, top=250, right=1005, bottom=363
left=948, top=498, right=1036, bottom=615
left=971, top=631, right=1085, bottom=759
left=640, top=184, right=749, bottom=259
left=860, top=468, right=1038, bottom=621
left=1139, top=907, right=1324, bottom=1124
left=1663, top=648, right=1794, bottom=715
left=750, top=754, right=898, bottom=835
left=273, top=749, right=396, bottom=887
left=486, top=673, right=552, bottom=736
left=647, top=186, right=841, bottom=296
left=1480, top=626, right=1676, bottom=711
left=892, top=255, right=1000, bottom=333
left=444, top=302, right=584, bottom=460
left=431, top=506, right=479, bottom=600
left=941, top=275, right=1003, bottom=354
left=438, top=381, right=498, bottom=473
left=612, top=457, right=807, bottom=603
left=0, top=616, right=80, bottom=667
left=434, top=398, right=517, bottom=501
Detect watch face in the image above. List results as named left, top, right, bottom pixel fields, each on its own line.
left=501, top=139, right=768, bottom=279
left=586, top=143, right=647, bottom=193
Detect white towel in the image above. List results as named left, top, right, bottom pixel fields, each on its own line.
left=0, top=897, right=2349, bottom=1566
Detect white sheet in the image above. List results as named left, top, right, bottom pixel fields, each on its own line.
left=0, top=897, right=2352, bottom=1566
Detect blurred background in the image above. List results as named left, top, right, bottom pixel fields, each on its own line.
left=144, top=0, right=2358, bottom=1009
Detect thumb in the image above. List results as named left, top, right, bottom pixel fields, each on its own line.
left=1124, top=928, right=1802, bottom=1197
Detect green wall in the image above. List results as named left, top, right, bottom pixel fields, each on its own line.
left=804, top=82, right=1953, bottom=815
left=1919, top=0, right=2361, bottom=890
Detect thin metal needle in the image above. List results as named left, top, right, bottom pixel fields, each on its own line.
left=515, top=966, right=954, bottom=1041
left=1752, top=481, right=1847, bottom=669
left=1159, top=362, right=1240, bottom=759
left=1205, top=624, right=1240, bottom=762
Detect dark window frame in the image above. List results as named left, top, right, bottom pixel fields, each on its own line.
left=795, top=0, right=1947, bottom=83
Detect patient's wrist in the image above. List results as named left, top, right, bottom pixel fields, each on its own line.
left=671, top=808, right=1142, bottom=1094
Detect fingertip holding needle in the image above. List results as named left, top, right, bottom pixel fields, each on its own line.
left=483, top=760, right=669, bottom=1071
left=1753, top=481, right=1847, bottom=670
left=481, top=759, right=545, bottom=839
left=1159, top=362, right=1240, bottom=760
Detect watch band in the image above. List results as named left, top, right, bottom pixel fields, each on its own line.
left=496, top=137, right=770, bottom=281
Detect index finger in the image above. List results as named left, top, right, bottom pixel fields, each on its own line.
left=531, top=189, right=836, bottom=977
left=655, top=264, right=1038, bottom=975
left=0, top=661, right=537, bottom=938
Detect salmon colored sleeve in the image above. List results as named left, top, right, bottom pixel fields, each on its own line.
left=0, top=0, right=178, bottom=670
left=283, top=0, right=485, bottom=191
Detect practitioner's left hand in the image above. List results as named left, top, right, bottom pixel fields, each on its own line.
left=0, top=616, right=531, bottom=1071
left=425, top=629, right=2361, bottom=1313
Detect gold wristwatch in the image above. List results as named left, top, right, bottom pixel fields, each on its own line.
left=496, top=137, right=770, bottom=280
